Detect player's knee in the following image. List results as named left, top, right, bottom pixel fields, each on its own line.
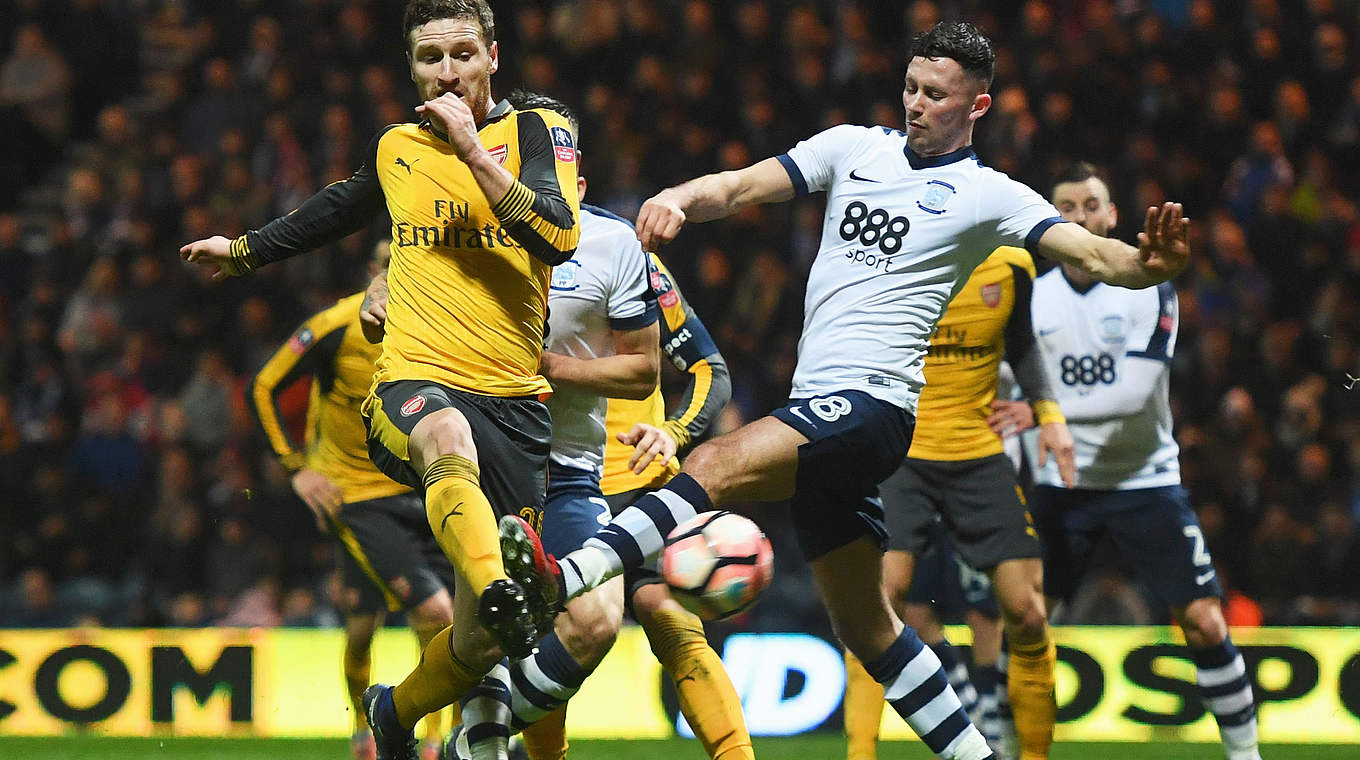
left=412, top=407, right=477, bottom=467
left=409, top=593, right=455, bottom=630
left=1178, top=598, right=1228, bottom=647
left=629, top=582, right=673, bottom=620
left=1000, top=589, right=1048, bottom=639
left=679, top=440, right=730, bottom=496
left=559, top=586, right=624, bottom=664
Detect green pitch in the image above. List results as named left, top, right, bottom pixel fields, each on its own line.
left=0, top=736, right=1354, bottom=759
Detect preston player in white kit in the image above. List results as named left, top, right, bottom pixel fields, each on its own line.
left=1021, top=162, right=1260, bottom=760
left=500, top=23, right=1191, bottom=760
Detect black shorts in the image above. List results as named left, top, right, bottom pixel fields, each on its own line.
left=902, top=521, right=1000, bottom=617
left=770, top=390, right=914, bottom=561
left=331, top=493, right=456, bottom=614
left=883, top=454, right=1041, bottom=571
left=1030, top=484, right=1222, bottom=607
left=364, top=380, right=551, bottom=530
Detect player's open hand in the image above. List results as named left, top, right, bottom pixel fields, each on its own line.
left=291, top=468, right=343, bottom=533
left=618, top=422, right=678, bottom=474
left=360, top=270, right=388, bottom=343
left=636, top=189, right=687, bottom=252
left=1037, top=421, right=1077, bottom=488
left=179, top=235, right=242, bottom=281
left=1135, top=202, right=1190, bottom=283
left=417, top=92, right=481, bottom=160
left=986, top=400, right=1034, bottom=437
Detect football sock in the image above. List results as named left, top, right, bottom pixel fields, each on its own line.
left=643, top=605, right=753, bottom=760
left=410, top=625, right=448, bottom=749
left=392, top=626, right=484, bottom=730
left=461, top=660, right=513, bottom=760
left=843, top=649, right=885, bottom=760
left=342, top=632, right=373, bottom=732
left=862, top=627, right=994, bottom=760
left=560, top=474, right=711, bottom=599
left=972, top=663, right=1005, bottom=751
left=521, top=705, right=568, bottom=760
left=995, top=640, right=1016, bottom=753
left=1006, top=634, right=1056, bottom=760
left=463, top=633, right=590, bottom=760
left=1191, top=637, right=1260, bottom=760
left=932, top=639, right=980, bottom=725
left=423, top=455, right=506, bottom=595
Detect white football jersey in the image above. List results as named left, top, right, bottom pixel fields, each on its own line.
left=780, top=124, right=1064, bottom=412
left=545, top=204, right=656, bottom=474
left=1027, top=269, right=1180, bottom=489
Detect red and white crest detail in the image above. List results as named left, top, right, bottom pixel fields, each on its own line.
left=488, top=144, right=508, bottom=165
left=400, top=395, right=426, bottom=416
left=980, top=282, right=1002, bottom=308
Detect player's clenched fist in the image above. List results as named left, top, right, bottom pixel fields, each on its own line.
left=636, top=190, right=687, bottom=252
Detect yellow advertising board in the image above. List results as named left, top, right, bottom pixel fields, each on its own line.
left=0, top=626, right=1356, bottom=743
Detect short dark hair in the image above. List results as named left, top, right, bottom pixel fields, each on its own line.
left=403, top=0, right=495, bottom=51
left=1052, top=161, right=1111, bottom=194
left=909, top=21, right=995, bottom=88
left=507, top=89, right=580, bottom=144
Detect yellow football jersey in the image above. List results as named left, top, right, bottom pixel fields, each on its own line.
left=601, top=252, right=727, bottom=495
left=235, top=101, right=581, bottom=400
left=247, top=292, right=408, bottom=503
left=372, top=107, right=580, bottom=397
left=909, top=246, right=1036, bottom=461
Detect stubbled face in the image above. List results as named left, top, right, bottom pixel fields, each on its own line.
left=902, top=56, right=988, bottom=155
left=1052, top=177, right=1117, bottom=238
left=407, top=17, right=498, bottom=123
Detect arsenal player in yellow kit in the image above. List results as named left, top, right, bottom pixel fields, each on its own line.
left=181, top=3, right=576, bottom=757
left=247, top=244, right=457, bottom=760
left=843, top=246, right=1075, bottom=760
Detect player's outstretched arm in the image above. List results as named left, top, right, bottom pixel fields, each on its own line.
left=1037, top=202, right=1189, bottom=288
left=636, top=157, right=795, bottom=251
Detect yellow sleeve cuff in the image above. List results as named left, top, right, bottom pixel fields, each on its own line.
left=1033, top=400, right=1066, bottom=427
left=228, top=235, right=256, bottom=275
left=279, top=452, right=306, bottom=473
left=660, top=419, right=693, bottom=449
left=491, top=180, right=535, bottom=224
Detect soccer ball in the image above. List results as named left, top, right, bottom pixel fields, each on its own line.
left=660, top=511, right=773, bottom=620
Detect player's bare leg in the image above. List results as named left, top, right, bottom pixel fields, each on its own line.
left=1172, top=597, right=1260, bottom=760
left=990, top=558, right=1053, bottom=760
left=633, top=582, right=754, bottom=760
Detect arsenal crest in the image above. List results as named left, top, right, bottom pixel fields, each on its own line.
left=980, top=282, right=1001, bottom=308
left=488, top=144, right=508, bottom=165
left=400, top=395, right=426, bottom=416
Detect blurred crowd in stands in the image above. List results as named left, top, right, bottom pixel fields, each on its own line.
left=2, top=0, right=1359, bottom=631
